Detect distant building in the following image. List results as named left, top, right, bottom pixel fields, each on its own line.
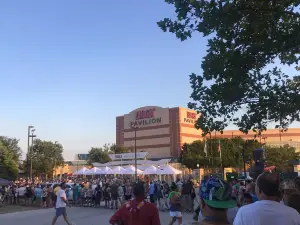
left=116, top=106, right=300, bottom=159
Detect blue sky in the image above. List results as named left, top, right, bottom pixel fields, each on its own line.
left=0, top=1, right=298, bottom=160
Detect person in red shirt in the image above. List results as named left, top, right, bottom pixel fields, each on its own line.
left=109, top=182, right=161, bottom=225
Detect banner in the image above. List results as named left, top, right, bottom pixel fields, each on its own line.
left=108, top=152, right=149, bottom=161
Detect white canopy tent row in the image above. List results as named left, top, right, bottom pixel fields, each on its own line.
left=86, top=167, right=102, bottom=175
left=73, top=165, right=182, bottom=176
left=73, top=167, right=90, bottom=175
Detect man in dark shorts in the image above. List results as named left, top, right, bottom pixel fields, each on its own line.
left=51, top=182, right=72, bottom=225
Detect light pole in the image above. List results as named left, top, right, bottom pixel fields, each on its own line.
left=130, top=124, right=139, bottom=181
left=27, top=126, right=34, bottom=179
left=30, top=129, right=36, bottom=181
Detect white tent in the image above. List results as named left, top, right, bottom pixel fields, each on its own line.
left=123, top=165, right=143, bottom=175
left=158, top=165, right=182, bottom=175
left=100, top=166, right=112, bottom=174
left=109, top=166, right=125, bottom=175
left=143, top=165, right=159, bottom=175
left=87, top=167, right=102, bottom=175
left=73, top=167, right=90, bottom=175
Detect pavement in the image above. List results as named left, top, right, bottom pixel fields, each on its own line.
left=0, top=206, right=195, bottom=225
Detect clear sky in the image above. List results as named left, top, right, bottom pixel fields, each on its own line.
left=0, top=0, right=298, bottom=160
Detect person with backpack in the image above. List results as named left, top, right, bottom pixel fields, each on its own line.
left=168, top=182, right=183, bottom=225
left=109, top=182, right=161, bottom=225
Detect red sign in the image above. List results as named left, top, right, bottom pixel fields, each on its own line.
left=187, top=112, right=196, bottom=119
left=136, top=108, right=156, bottom=120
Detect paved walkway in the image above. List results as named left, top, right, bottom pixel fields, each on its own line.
left=0, top=207, right=195, bottom=225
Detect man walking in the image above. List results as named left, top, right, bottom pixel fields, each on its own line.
left=52, top=182, right=73, bottom=225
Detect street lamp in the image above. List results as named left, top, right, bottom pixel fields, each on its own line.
left=130, top=123, right=139, bottom=181
left=27, top=125, right=34, bottom=179
left=30, top=129, right=36, bottom=181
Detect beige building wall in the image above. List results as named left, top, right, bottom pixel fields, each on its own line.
left=124, top=127, right=170, bottom=139
left=140, top=147, right=171, bottom=158
left=124, top=137, right=171, bottom=147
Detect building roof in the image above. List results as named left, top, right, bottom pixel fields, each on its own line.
left=92, top=158, right=171, bottom=167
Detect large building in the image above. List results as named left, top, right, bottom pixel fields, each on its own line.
left=116, top=106, right=300, bottom=159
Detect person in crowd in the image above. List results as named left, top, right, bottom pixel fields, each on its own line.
left=79, top=184, right=85, bottom=207
left=198, top=177, right=236, bottom=225
left=117, top=180, right=124, bottom=207
left=42, top=184, right=48, bottom=208
left=94, top=184, right=101, bottom=207
left=281, top=179, right=298, bottom=205
left=176, top=178, right=183, bottom=193
left=287, top=192, right=300, bottom=214
left=47, top=184, right=53, bottom=207
left=51, top=182, right=72, bottom=225
left=181, top=177, right=194, bottom=212
left=24, top=184, right=33, bottom=205
left=149, top=181, right=157, bottom=204
left=109, top=182, right=161, bottom=225
left=168, top=182, right=183, bottom=225
left=125, top=181, right=132, bottom=201
left=103, top=183, right=111, bottom=209
left=110, top=180, right=119, bottom=209
left=72, top=184, right=77, bottom=205
left=233, top=172, right=300, bottom=225
left=86, top=184, right=93, bottom=207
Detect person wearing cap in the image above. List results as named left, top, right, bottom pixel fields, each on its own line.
left=281, top=179, right=298, bottom=205
left=198, top=177, right=236, bottom=225
left=233, top=172, right=300, bottom=225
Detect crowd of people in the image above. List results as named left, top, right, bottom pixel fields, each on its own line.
left=2, top=172, right=300, bottom=225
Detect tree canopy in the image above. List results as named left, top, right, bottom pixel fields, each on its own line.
left=88, top=147, right=111, bottom=164
left=264, top=144, right=300, bottom=172
left=28, top=139, right=64, bottom=178
left=158, top=0, right=300, bottom=135
left=0, top=141, right=19, bottom=180
left=180, top=138, right=298, bottom=171
left=0, top=136, right=22, bottom=162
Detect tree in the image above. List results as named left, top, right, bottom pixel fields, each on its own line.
left=264, top=145, right=299, bottom=172
left=158, top=0, right=300, bottom=135
left=180, top=137, right=262, bottom=169
left=88, top=147, right=111, bottom=164
left=27, top=139, right=64, bottom=178
left=0, top=141, right=19, bottom=180
left=0, top=136, right=22, bottom=162
left=110, top=144, right=130, bottom=154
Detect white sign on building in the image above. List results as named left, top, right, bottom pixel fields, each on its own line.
left=108, top=152, right=149, bottom=161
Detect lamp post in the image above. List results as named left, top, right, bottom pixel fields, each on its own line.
left=27, top=126, right=34, bottom=179
left=130, top=124, right=139, bottom=181
left=30, top=129, right=36, bottom=181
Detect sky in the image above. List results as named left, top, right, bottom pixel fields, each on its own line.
left=0, top=1, right=298, bottom=160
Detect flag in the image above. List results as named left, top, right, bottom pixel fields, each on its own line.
left=204, top=140, right=207, bottom=156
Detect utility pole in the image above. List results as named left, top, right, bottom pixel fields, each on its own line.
left=130, top=124, right=139, bottom=181
left=27, top=126, right=34, bottom=180
left=30, top=129, right=36, bottom=181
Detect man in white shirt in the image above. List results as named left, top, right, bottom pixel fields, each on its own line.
left=233, top=172, right=300, bottom=225
left=52, top=182, right=72, bottom=225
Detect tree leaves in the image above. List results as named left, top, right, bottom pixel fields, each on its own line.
left=28, top=139, right=64, bottom=178
left=180, top=137, right=262, bottom=169
left=88, top=147, right=111, bottom=164
left=0, top=141, right=19, bottom=180
left=158, top=0, right=300, bottom=135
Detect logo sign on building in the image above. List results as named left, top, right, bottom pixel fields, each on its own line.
left=183, top=111, right=197, bottom=124
left=108, top=152, right=149, bottom=161
left=130, top=108, right=162, bottom=127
